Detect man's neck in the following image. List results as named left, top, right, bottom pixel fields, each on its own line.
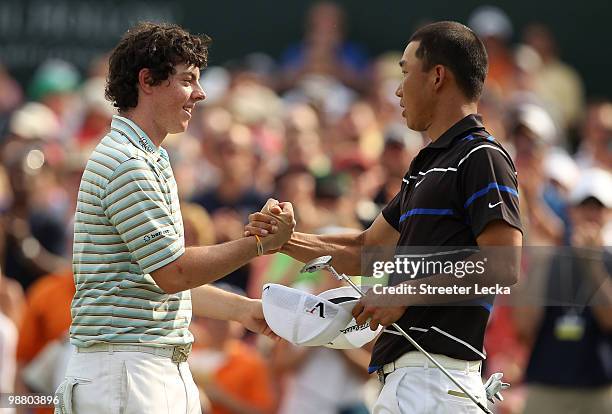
left=120, top=108, right=166, bottom=147
left=426, top=99, right=478, bottom=142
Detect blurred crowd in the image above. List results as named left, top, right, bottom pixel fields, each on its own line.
left=0, top=3, right=610, bottom=414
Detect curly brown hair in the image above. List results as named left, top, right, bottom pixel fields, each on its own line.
left=105, top=22, right=212, bottom=112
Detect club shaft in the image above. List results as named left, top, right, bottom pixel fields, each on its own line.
left=331, top=268, right=491, bottom=414
left=389, top=323, right=492, bottom=413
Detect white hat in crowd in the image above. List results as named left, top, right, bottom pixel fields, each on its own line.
left=570, top=168, right=612, bottom=208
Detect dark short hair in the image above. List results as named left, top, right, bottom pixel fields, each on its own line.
left=105, top=22, right=211, bottom=112
left=409, top=21, right=488, bottom=101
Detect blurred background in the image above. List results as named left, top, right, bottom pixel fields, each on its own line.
left=0, top=1, right=610, bottom=413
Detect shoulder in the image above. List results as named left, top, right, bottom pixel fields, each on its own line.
left=85, top=132, right=148, bottom=182
left=455, top=134, right=515, bottom=171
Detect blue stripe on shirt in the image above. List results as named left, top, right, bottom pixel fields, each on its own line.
left=464, top=182, right=518, bottom=208
left=399, top=208, right=455, bottom=223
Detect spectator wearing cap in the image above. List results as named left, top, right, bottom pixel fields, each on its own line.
left=468, top=5, right=517, bottom=96
left=374, top=125, right=423, bottom=208
left=27, top=59, right=80, bottom=124
left=507, top=102, right=564, bottom=245
left=515, top=168, right=612, bottom=414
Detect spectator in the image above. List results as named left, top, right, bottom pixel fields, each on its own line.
left=1, top=139, right=68, bottom=290
left=192, top=124, right=268, bottom=219
left=0, top=63, right=24, bottom=137
left=0, top=263, right=23, bottom=413
left=468, top=5, right=517, bottom=97
left=516, top=168, right=612, bottom=414
left=278, top=1, right=368, bottom=92
left=575, top=100, right=612, bottom=170
left=523, top=23, right=586, bottom=130
left=506, top=102, right=564, bottom=245
left=15, top=268, right=74, bottom=414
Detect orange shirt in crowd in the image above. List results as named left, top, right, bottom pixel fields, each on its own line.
left=17, top=269, right=75, bottom=362
left=210, top=340, right=275, bottom=414
left=16, top=269, right=74, bottom=414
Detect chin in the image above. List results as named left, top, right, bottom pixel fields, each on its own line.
left=168, top=123, right=188, bottom=134
left=405, top=117, right=427, bottom=132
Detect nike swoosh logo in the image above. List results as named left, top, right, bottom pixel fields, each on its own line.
left=488, top=201, right=503, bottom=208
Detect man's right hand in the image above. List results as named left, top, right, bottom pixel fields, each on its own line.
left=248, top=199, right=295, bottom=253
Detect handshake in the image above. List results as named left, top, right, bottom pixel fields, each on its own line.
left=245, top=198, right=296, bottom=254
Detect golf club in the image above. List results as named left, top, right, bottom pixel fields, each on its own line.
left=300, top=255, right=493, bottom=414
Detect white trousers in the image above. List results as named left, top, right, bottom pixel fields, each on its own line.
left=54, top=347, right=201, bottom=414
left=373, top=365, right=487, bottom=414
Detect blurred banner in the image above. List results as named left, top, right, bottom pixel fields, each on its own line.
left=0, top=0, right=610, bottom=97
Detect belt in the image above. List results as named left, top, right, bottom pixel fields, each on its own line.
left=76, top=343, right=192, bottom=363
left=377, top=352, right=481, bottom=383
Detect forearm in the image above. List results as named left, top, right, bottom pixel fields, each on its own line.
left=190, top=285, right=254, bottom=322
left=281, top=231, right=364, bottom=275
left=153, top=237, right=258, bottom=293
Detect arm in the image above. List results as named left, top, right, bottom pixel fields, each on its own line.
left=102, top=160, right=293, bottom=294
left=189, top=284, right=270, bottom=334
left=152, top=236, right=271, bottom=294
left=247, top=213, right=399, bottom=275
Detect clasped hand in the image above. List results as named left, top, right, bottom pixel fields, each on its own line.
left=245, top=198, right=296, bottom=253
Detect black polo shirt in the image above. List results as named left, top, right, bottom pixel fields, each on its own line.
left=370, top=114, right=522, bottom=370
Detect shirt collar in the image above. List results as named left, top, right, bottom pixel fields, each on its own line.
left=111, top=115, right=162, bottom=160
left=426, top=114, right=486, bottom=149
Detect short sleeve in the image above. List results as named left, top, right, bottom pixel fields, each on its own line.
left=382, top=191, right=402, bottom=231
left=458, top=145, right=522, bottom=237
left=102, top=158, right=184, bottom=274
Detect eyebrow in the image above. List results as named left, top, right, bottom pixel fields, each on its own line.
left=178, top=71, right=199, bottom=81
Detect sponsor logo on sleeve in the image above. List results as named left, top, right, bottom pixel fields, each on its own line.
left=143, top=228, right=171, bottom=243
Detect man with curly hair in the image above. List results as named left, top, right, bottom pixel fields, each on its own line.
left=54, top=22, right=294, bottom=414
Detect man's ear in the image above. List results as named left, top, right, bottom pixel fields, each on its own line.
left=432, top=65, right=447, bottom=92
left=138, top=68, right=155, bottom=95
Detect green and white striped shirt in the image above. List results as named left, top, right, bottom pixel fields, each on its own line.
left=70, top=115, right=192, bottom=347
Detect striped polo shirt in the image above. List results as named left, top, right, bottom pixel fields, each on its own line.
left=70, top=115, right=192, bottom=347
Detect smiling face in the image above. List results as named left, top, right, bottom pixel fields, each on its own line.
left=150, top=63, right=206, bottom=134
left=396, top=41, right=436, bottom=131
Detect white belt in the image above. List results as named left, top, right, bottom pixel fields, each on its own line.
left=76, top=342, right=192, bottom=363
left=381, top=351, right=481, bottom=375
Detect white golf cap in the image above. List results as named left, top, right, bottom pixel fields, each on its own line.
left=317, top=286, right=383, bottom=349
left=570, top=168, right=612, bottom=208
left=261, top=283, right=353, bottom=346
